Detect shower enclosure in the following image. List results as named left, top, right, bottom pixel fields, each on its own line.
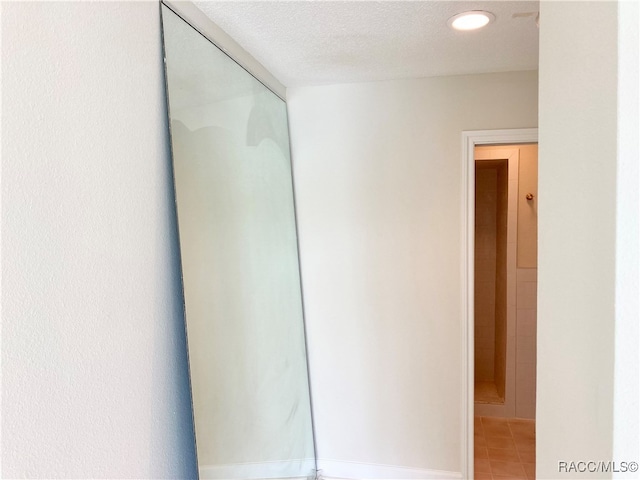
left=474, top=160, right=508, bottom=405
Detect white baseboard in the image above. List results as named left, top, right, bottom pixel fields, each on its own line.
left=200, top=458, right=316, bottom=480
left=317, top=459, right=462, bottom=480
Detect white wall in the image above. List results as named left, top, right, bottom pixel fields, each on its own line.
left=287, top=71, right=538, bottom=476
left=537, top=1, right=638, bottom=478
left=2, top=2, right=197, bottom=477
left=4, top=2, right=635, bottom=479
left=613, top=0, right=640, bottom=475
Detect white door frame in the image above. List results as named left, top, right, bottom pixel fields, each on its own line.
left=460, top=128, right=538, bottom=479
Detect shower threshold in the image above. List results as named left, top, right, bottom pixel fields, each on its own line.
left=474, top=380, right=504, bottom=404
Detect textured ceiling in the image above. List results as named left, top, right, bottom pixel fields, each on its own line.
left=193, top=1, right=540, bottom=87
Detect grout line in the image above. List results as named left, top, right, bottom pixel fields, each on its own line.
left=474, top=416, right=535, bottom=480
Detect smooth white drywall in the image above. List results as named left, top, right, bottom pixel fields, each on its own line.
left=538, top=2, right=619, bottom=478
left=287, top=71, right=538, bottom=474
left=2, top=2, right=197, bottom=477
left=613, top=0, right=640, bottom=474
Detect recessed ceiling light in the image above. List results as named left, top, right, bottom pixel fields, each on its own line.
left=448, top=11, right=496, bottom=31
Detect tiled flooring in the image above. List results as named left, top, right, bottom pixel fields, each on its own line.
left=474, top=416, right=535, bottom=480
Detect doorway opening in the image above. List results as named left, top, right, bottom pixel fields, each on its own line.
left=461, top=129, right=538, bottom=480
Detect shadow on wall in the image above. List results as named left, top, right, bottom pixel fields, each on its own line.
left=151, top=86, right=199, bottom=478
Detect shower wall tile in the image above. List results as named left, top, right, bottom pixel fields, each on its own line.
left=507, top=178, right=519, bottom=242
left=477, top=332, right=495, bottom=346
left=517, top=144, right=538, bottom=268
left=515, top=268, right=537, bottom=419
left=494, top=161, right=509, bottom=400
left=508, top=304, right=517, bottom=330
left=507, top=250, right=517, bottom=298
left=475, top=167, right=498, bottom=383
left=517, top=334, right=536, bottom=364
left=519, top=321, right=536, bottom=339
left=477, top=356, right=495, bottom=381
left=516, top=281, right=537, bottom=309
left=517, top=269, right=537, bottom=283
left=518, top=307, right=536, bottom=327
left=517, top=402, right=536, bottom=419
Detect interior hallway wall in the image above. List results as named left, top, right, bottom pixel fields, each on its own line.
left=2, top=2, right=197, bottom=477
left=537, top=1, right=637, bottom=478
left=4, top=1, right=637, bottom=479
left=613, top=0, right=640, bottom=473
left=288, top=71, right=538, bottom=476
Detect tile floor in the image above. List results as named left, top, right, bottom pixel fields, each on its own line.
left=474, top=416, right=535, bottom=480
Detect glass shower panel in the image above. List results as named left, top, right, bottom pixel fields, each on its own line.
left=161, top=5, right=315, bottom=479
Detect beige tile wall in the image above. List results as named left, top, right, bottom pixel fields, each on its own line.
left=517, top=145, right=538, bottom=268
left=516, top=145, right=538, bottom=419
left=494, top=162, right=508, bottom=399
left=516, top=268, right=537, bottom=418
left=475, top=167, right=497, bottom=382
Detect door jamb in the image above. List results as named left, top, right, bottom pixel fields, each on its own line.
left=460, top=128, right=539, bottom=479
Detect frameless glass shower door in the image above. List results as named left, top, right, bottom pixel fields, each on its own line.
left=160, top=4, right=316, bottom=479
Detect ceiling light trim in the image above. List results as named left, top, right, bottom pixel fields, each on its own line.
left=448, top=11, right=496, bottom=31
